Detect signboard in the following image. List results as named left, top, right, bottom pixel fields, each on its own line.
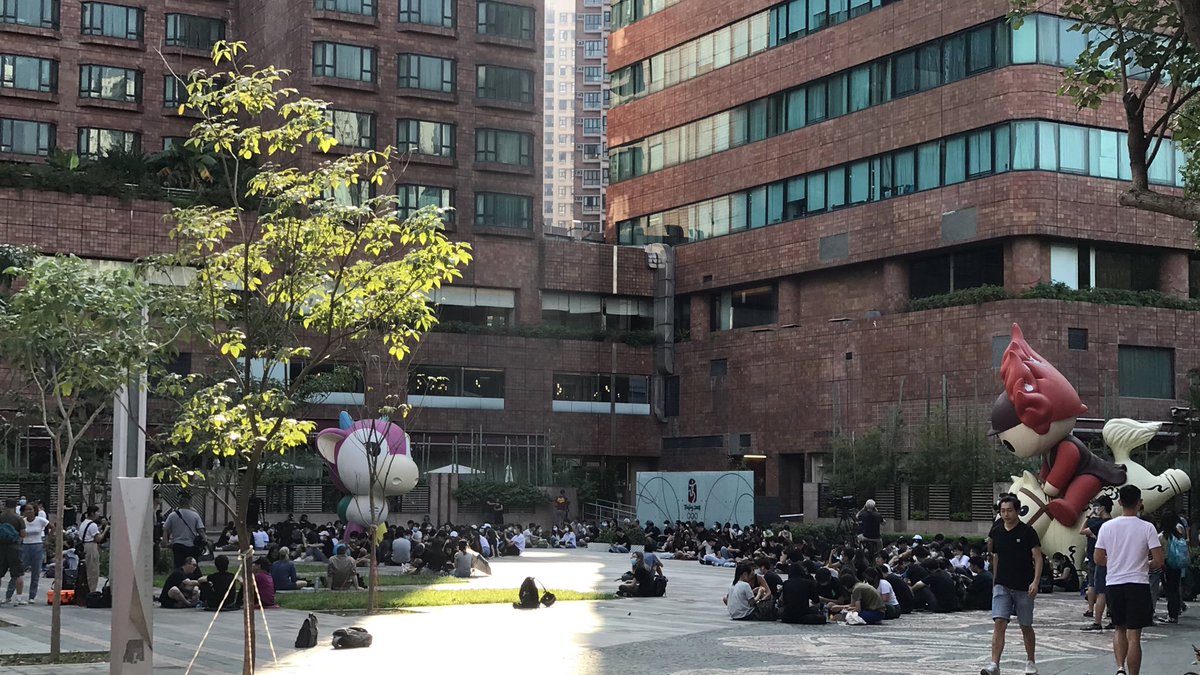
left=635, top=471, right=754, bottom=526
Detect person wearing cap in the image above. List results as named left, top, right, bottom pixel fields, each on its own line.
left=856, top=499, right=884, bottom=555
left=1081, top=496, right=1113, bottom=631
left=326, top=544, right=361, bottom=590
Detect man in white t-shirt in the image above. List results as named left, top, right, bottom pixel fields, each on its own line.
left=252, top=525, right=269, bottom=550
left=1094, top=485, right=1164, bottom=675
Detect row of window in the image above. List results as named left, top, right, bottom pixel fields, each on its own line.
left=315, top=0, right=535, bottom=41
left=611, top=0, right=900, bottom=106
left=408, top=367, right=651, bottom=409
left=332, top=183, right=531, bottom=229
left=609, top=15, right=1086, bottom=183
left=611, top=0, right=680, bottom=30
left=312, top=42, right=533, bottom=104
left=616, top=119, right=1188, bottom=245
left=2, top=0, right=225, bottom=49
left=541, top=291, right=654, bottom=331
left=0, top=120, right=137, bottom=157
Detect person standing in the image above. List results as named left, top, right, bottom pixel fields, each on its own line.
left=78, top=505, right=105, bottom=594
left=856, top=499, right=884, bottom=555
left=6, top=503, right=50, bottom=604
left=1082, top=496, right=1112, bottom=631
left=1094, top=485, right=1164, bottom=675
left=554, top=490, right=570, bottom=523
left=983, top=494, right=1042, bottom=675
left=162, top=493, right=206, bottom=569
left=0, top=499, right=27, bottom=606
left=1157, top=511, right=1184, bottom=624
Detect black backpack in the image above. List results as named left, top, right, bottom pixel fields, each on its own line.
left=294, top=613, right=318, bottom=649
left=514, top=576, right=541, bottom=609
left=652, top=575, right=668, bottom=597
left=85, top=582, right=112, bottom=609
left=331, top=626, right=372, bottom=649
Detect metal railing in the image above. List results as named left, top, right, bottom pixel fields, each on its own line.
left=583, top=499, right=637, bottom=524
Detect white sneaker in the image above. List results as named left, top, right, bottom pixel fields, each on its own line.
left=981, top=664, right=999, bottom=675
left=14, top=597, right=27, bottom=606
left=1024, top=661, right=1038, bottom=674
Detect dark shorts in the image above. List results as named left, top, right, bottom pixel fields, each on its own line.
left=1106, top=583, right=1152, bottom=630
left=1088, top=563, right=1107, bottom=593
left=0, top=544, right=23, bottom=579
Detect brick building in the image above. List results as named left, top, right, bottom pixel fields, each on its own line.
left=607, top=0, right=1198, bottom=516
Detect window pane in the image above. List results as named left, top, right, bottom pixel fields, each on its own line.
left=894, top=50, right=917, bottom=95
left=944, top=137, right=966, bottom=184
left=1013, top=121, right=1036, bottom=169
left=1059, top=124, right=1087, bottom=173
left=806, top=173, right=825, bottom=212
left=848, top=160, right=869, bottom=203
left=942, top=34, right=966, bottom=82
left=994, top=125, right=1010, bottom=172
left=893, top=149, right=915, bottom=195
left=827, top=166, right=845, bottom=208
left=1118, top=346, right=1174, bottom=399
left=967, top=130, right=992, bottom=176
left=1011, top=15, right=1037, bottom=64
left=917, top=142, right=940, bottom=190
left=917, top=43, right=940, bottom=90
left=1038, top=121, right=1058, bottom=170
left=849, top=66, right=870, bottom=111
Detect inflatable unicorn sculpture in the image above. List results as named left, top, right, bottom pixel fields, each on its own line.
left=1008, top=418, right=1191, bottom=567
left=990, top=324, right=1191, bottom=566
left=316, top=412, right=420, bottom=527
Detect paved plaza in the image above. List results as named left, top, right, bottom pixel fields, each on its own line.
left=0, top=548, right=1194, bottom=674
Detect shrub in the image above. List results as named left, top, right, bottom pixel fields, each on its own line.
left=594, top=527, right=649, bottom=546
left=909, top=510, right=928, bottom=521
left=453, top=479, right=548, bottom=509
left=905, top=285, right=1011, bottom=312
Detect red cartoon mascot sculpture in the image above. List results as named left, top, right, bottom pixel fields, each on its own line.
left=989, top=324, right=1126, bottom=526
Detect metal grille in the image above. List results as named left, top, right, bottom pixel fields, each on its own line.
left=393, top=484, right=430, bottom=513
left=872, top=485, right=899, bottom=520
left=972, top=484, right=996, bottom=521
left=293, top=485, right=324, bottom=513
left=927, top=485, right=951, bottom=520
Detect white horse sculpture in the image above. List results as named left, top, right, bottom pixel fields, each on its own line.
left=1007, top=418, right=1191, bottom=567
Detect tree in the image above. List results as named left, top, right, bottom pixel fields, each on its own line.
left=149, top=42, right=471, bottom=673
left=829, top=409, right=903, bottom=504
left=0, top=255, right=191, bottom=661
left=1010, top=0, right=1200, bottom=221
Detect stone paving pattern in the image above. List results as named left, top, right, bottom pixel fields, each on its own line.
left=0, top=548, right=1194, bottom=674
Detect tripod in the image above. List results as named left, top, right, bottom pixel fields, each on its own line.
left=835, top=508, right=856, bottom=537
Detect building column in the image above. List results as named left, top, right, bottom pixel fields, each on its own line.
left=881, top=260, right=909, bottom=313
left=1158, top=250, right=1190, bottom=298
left=1006, top=237, right=1047, bottom=293
left=777, top=277, right=802, bottom=324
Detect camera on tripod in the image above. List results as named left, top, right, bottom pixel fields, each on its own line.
left=831, top=495, right=856, bottom=512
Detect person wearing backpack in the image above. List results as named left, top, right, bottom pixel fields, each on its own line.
left=1160, top=511, right=1186, bottom=625
left=0, top=499, right=27, bottom=606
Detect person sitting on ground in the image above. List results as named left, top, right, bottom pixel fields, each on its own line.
left=724, top=561, right=769, bottom=620
left=252, top=525, right=270, bottom=550
left=642, top=540, right=664, bottom=576
left=391, top=528, right=412, bottom=565
left=607, top=527, right=631, bottom=554
left=949, top=544, right=970, bottom=571
left=964, top=555, right=993, bottom=610
left=814, top=567, right=843, bottom=605
left=198, top=554, right=242, bottom=611
left=252, top=558, right=277, bottom=608
left=503, top=528, right=527, bottom=557
left=160, top=557, right=201, bottom=608
left=558, top=527, right=577, bottom=549
left=453, top=540, right=475, bottom=579
left=618, top=551, right=655, bottom=597
left=780, top=563, right=825, bottom=624
left=326, top=544, right=361, bottom=590
left=756, top=556, right=784, bottom=599
left=865, top=567, right=901, bottom=620
left=883, top=564, right=914, bottom=615
left=270, top=547, right=307, bottom=591
left=829, top=573, right=885, bottom=625
left=1050, top=552, right=1080, bottom=593
left=923, top=559, right=961, bottom=613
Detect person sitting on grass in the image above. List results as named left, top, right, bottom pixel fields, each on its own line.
left=453, top=540, right=475, bottom=579
left=270, top=547, right=307, bottom=591
left=199, top=554, right=241, bottom=611
left=160, top=557, right=201, bottom=608
left=327, top=544, right=361, bottom=590
left=252, top=558, right=277, bottom=608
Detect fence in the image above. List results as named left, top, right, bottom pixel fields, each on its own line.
left=820, top=483, right=997, bottom=523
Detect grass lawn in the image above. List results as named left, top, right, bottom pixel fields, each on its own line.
left=153, top=573, right=464, bottom=589
left=0, top=651, right=109, bottom=666
left=276, top=588, right=616, bottom=611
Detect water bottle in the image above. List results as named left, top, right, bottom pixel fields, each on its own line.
left=314, top=576, right=322, bottom=591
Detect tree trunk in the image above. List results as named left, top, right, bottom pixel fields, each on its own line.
left=49, top=470, right=66, bottom=661
left=368, top=532, right=378, bottom=614
left=236, top=475, right=255, bottom=675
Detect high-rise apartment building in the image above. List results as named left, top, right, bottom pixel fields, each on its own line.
left=542, top=0, right=577, bottom=233
left=571, top=0, right=607, bottom=234
left=608, top=0, right=1197, bottom=516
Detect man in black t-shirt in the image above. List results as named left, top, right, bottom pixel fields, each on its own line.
left=885, top=569, right=914, bottom=614
left=159, top=558, right=200, bottom=608
left=856, top=500, right=884, bottom=554
left=1081, top=496, right=1111, bottom=630
left=925, top=560, right=961, bottom=613
left=780, top=564, right=824, bottom=624
left=965, top=556, right=994, bottom=610
left=983, top=495, right=1042, bottom=675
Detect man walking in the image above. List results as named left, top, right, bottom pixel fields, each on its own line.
left=1094, top=485, right=1163, bottom=675
left=983, top=494, right=1042, bottom=675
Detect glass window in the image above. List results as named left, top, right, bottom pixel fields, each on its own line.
left=1118, top=346, right=1174, bottom=399
left=314, top=0, right=375, bottom=15
left=827, top=166, right=845, bottom=209
left=325, top=109, right=375, bottom=149
left=826, top=74, right=846, bottom=117
left=399, top=0, right=454, bottom=28
left=0, top=0, right=57, bottom=28
left=994, top=125, right=1010, bottom=172
left=477, top=64, right=533, bottom=104
left=917, top=142, right=940, bottom=190
left=784, top=176, right=805, bottom=219
left=478, top=1, right=533, bottom=41
left=0, top=54, right=56, bottom=93
left=894, top=50, right=917, bottom=96
left=78, top=64, right=139, bottom=102
left=806, top=173, right=825, bottom=212
left=1036, top=14, right=1058, bottom=65
left=917, top=42, right=940, bottom=90
left=1011, top=15, right=1037, bottom=64
left=476, top=128, right=532, bottom=166
left=165, top=13, right=225, bottom=50
left=1088, top=128, right=1119, bottom=178
left=313, top=42, right=377, bottom=82
left=806, top=81, right=827, bottom=122
left=943, top=137, right=966, bottom=184
left=1058, top=124, right=1087, bottom=173
left=808, top=0, right=826, bottom=32
left=81, top=2, right=142, bottom=40
left=163, top=75, right=185, bottom=107
left=0, top=117, right=53, bottom=155
left=785, top=88, right=805, bottom=130
left=967, top=130, right=992, bottom=176
left=1037, top=121, right=1057, bottom=170
left=475, top=192, right=532, bottom=229
left=766, top=182, right=785, bottom=224
left=730, top=285, right=776, bottom=329
left=849, top=66, right=870, bottom=111
left=398, top=184, right=454, bottom=221
left=77, top=127, right=138, bottom=158
left=848, top=160, right=870, bottom=203
left=1013, top=121, right=1036, bottom=169
left=967, top=25, right=994, bottom=73
left=747, top=186, right=767, bottom=229
left=397, top=53, right=454, bottom=92
left=397, top=118, right=455, bottom=157
left=942, top=33, right=966, bottom=82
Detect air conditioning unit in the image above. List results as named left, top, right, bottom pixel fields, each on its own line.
left=575, top=40, right=586, bottom=46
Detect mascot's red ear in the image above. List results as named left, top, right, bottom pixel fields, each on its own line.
left=1000, top=324, right=1087, bottom=435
